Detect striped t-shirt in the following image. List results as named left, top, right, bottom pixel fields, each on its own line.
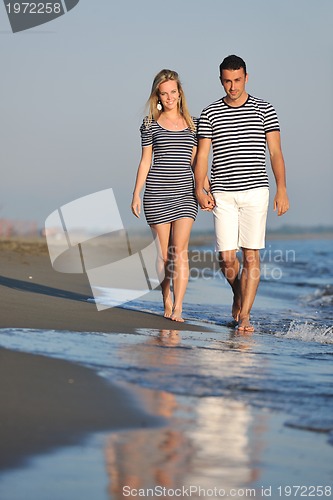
left=198, top=94, right=280, bottom=192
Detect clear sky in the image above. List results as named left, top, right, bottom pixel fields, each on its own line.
left=1, top=0, right=332, bottom=232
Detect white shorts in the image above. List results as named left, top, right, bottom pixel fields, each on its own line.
left=213, top=188, right=269, bottom=252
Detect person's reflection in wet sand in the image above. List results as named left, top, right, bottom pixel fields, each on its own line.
left=105, top=329, right=196, bottom=497
left=104, top=328, right=267, bottom=498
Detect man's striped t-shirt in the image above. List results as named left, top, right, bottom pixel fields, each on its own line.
left=197, top=94, right=280, bottom=192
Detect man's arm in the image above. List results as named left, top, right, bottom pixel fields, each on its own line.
left=266, top=131, right=290, bottom=216
left=194, top=138, right=215, bottom=210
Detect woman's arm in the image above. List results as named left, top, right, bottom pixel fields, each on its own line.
left=131, top=146, right=153, bottom=218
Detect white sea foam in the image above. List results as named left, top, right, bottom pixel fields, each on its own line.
left=275, top=320, right=333, bottom=344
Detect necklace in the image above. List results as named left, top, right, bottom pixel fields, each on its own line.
left=165, top=115, right=181, bottom=129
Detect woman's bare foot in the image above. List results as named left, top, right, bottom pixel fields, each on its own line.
left=163, top=295, right=173, bottom=318
left=171, top=307, right=184, bottom=322
left=237, top=316, right=254, bottom=332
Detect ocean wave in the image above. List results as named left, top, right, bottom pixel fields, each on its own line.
left=301, top=284, right=333, bottom=308
left=285, top=416, right=333, bottom=434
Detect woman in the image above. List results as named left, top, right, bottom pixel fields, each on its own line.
left=131, top=69, right=211, bottom=322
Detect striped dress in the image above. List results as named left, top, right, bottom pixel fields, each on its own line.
left=198, top=95, right=280, bottom=193
left=141, top=118, right=198, bottom=225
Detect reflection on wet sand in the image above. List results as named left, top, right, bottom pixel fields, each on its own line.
left=104, top=329, right=267, bottom=498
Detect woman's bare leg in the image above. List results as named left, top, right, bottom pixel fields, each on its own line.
left=169, top=218, right=194, bottom=322
left=151, top=223, right=173, bottom=317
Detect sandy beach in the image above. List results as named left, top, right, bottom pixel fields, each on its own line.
left=0, top=237, right=204, bottom=473
left=1, top=236, right=332, bottom=499
left=0, top=348, right=164, bottom=471
left=0, top=238, right=207, bottom=333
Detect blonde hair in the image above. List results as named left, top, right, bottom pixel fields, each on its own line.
left=145, top=69, right=195, bottom=132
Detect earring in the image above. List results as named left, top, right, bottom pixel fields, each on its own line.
left=157, top=101, right=162, bottom=111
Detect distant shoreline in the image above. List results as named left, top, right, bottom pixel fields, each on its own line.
left=0, top=227, right=332, bottom=255
left=266, top=231, right=333, bottom=241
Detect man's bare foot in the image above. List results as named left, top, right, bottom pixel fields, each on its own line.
left=237, top=316, right=254, bottom=332
left=171, top=307, right=184, bottom=322
left=163, top=295, right=173, bottom=318
left=232, top=293, right=241, bottom=322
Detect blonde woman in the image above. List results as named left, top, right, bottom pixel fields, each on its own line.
left=132, top=69, right=211, bottom=322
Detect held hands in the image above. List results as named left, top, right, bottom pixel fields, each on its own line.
left=196, top=190, right=215, bottom=211
left=274, top=189, right=290, bottom=216
left=131, top=194, right=141, bottom=218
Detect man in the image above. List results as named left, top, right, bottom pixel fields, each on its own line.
left=195, top=54, right=289, bottom=332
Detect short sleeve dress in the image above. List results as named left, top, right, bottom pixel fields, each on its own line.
left=140, top=117, right=198, bottom=225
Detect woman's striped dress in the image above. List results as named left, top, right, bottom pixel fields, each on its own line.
left=141, top=118, right=198, bottom=225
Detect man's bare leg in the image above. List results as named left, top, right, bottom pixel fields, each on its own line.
left=238, top=248, right=260, bottom=332
left=219, top=250, right=241, bottom=322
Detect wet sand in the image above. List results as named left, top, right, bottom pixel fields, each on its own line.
left=0, top=347, right=163, bottom=471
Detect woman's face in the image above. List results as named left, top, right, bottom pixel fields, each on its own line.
left=158, top=80, right=180, bottom=111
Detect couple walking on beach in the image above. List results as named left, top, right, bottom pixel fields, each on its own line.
left=131, top=55, right=289, bottom=331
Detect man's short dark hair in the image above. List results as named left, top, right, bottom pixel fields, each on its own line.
left=219, top=55, right=247, bottom=75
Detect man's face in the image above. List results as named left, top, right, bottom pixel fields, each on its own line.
left=220, top=68, right=248, bottom=104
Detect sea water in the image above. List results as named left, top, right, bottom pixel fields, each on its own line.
left=0, top=238, right=332, bottom=499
